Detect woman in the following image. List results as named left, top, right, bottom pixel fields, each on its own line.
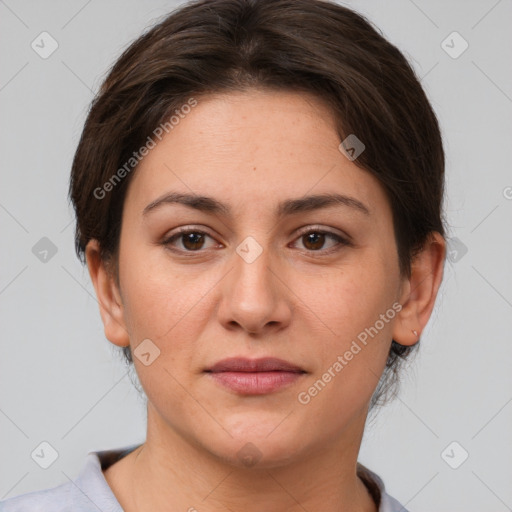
left=1, top=0, right=445, bottom=510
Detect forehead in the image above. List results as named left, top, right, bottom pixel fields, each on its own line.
left=123, top=89, right=389, bottom=220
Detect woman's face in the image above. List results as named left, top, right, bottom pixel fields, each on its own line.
left=112, top=89, right=410, bottom=466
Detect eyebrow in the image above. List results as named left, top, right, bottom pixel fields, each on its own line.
left=142, top=191, right=370, bottom=218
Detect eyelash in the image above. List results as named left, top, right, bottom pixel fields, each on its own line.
left=161, top=226, right=352, bottom=256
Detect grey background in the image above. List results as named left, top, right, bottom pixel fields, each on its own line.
left=1, top=1, right=511, bottom=510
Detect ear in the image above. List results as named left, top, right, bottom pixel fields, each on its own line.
left=85, top=239, right=130, bottom=348
left=392, top=232, right=446, bottom=346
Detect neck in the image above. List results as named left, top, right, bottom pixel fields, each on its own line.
left=109, top=403, right=378, bottom=512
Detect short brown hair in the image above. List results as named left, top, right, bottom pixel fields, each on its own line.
left=69, top=0, right=445, bottom=409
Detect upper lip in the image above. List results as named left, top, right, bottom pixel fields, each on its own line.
left=206, top=357, right=306, bottom=373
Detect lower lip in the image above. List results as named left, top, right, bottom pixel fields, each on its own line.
left=207, top=371, right=304, bottom=395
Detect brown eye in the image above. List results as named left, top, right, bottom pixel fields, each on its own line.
left=302, top=232, right=327, bottom=251
left=163, top=230, right=217, bottom=252
left=293, top=230, right=350, bottom=253
left=180, top=232, right=206, bottom=250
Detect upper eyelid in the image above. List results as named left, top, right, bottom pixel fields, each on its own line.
left=294, top=225, right=350, bottom=240
left=164, top=226, right=349, bottom=248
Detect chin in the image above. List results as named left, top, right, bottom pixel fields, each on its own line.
left=211, top=438, right=303, bottom=470
left=203, top=415, right=308, bottom=469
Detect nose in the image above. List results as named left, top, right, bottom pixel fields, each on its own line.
left=216, top=241, right=292, bottom=336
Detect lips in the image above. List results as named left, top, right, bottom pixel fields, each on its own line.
left=206, top=357, right=305, bottom=373
left=205, top=357, right=306, bottom=395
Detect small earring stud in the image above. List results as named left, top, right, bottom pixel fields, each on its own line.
left=412, top=329, right=418, bottom=338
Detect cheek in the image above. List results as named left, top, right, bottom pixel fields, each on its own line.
left=117, top=249, right=211, bottom=403
left=301, top=257, right=397, bottom=340
left=297, top=255, right=397, bottom=399
left=118, top=239, right=210, bottom=339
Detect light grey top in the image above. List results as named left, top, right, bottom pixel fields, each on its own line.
left=0, top=444, right=409, bottom=511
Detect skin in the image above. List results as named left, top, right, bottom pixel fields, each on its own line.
left=86, top=89, right=445, bottom=512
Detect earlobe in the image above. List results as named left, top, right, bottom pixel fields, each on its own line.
left=85, top=240, right=130, bottom=348
left=392, top=232, right=446, bottom=346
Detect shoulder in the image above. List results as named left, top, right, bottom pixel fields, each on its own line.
left=357, top=462, right=410, bottom=512
left=0, top=482, right=73, bottom=512
left=0, top=477, right=108, bottom=512
left=379, top=490, right=410, bottom=512
left=0, top=444, right=140, bottom=512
